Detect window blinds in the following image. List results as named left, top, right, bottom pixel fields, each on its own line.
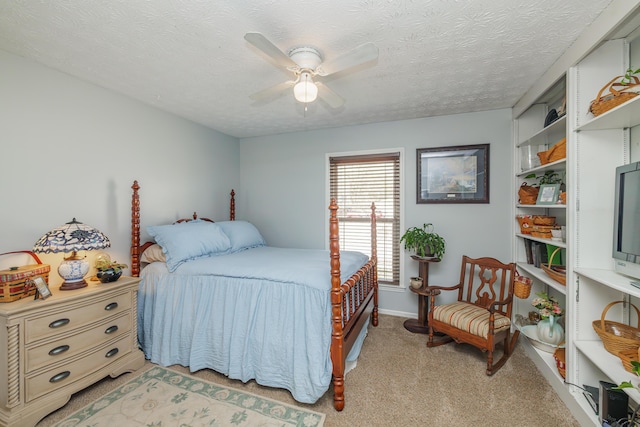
left=329, top=152, right=400, bottom=285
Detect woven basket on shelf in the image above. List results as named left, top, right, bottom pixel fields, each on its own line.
left=537, top=138, right=567, bottom=165
left=518, top=183, right=539, bottom=205
left=553, top=347, right=566, bottom=379
left=541, top=247, right=566, bottom=285
left=533, top=216, right=556, bottom=226
left=516, top=215, right=533, bottom=234
left=589, top=75, right=640, bottom=116
left=514, top=276, right=532, bottom=299
left=593, top=301, right=640, bottom=355
left=616, top=347, right=640, bottom=373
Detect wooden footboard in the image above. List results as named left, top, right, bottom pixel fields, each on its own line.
left=329, top=199, right=379, bottom=411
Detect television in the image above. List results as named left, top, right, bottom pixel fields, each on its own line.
left=613, top=161, right=640, bottom=285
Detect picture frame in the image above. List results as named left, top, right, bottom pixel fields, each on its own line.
left=536, top=184, right=561, bottom=205
left=26, top=275, right=52, bottom=300
left=417, top=143, right=489, bottom=204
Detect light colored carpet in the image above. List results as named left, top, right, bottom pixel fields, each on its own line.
left=38, top=314, right=579, bottom=426
left=50, top=366, right=325, bottom=427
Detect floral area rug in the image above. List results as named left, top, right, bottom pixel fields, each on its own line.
left=53, top=366, right=325, bottom=427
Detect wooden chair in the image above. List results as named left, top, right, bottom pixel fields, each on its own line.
left=425, top=255, right=520, bottom=375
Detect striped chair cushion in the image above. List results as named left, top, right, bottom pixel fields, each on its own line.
left=432, top=301, right=511, bottom=338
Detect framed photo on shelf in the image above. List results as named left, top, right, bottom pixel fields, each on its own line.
left=536, top=184, right=561, bottom=205
left=417, top=143, right=489, bottom=204
left=26, top=275, right=51, bottom=300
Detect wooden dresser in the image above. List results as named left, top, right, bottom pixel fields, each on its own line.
left=0, top=276, right=145, bottom=426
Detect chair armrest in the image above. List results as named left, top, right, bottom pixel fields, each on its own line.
left=487, top=295, right=514, bottom=312
left=423, top=283, right=461, bottom=296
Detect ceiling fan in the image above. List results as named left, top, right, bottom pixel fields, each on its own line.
left=244, top=32, right=378, bottom=108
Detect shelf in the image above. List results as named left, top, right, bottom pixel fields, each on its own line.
left=518, top=262, right=567, bottom=294
left=517, top=158, right=566, bottom=177
left=577, top=94, right=640, bottom=131
left=575, top=268, right=640, bottom=299
left=519, top=332, right=565, bottom=382
left=575, top=339, right=640, bottom=402
left=517, top=233, right=567, bottom=248
left=518, top=115, right=566, bottom=147
left=516, top=204, right=566, bottom=209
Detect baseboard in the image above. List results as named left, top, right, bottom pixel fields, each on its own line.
left=378, top=308, right=414, bottom=318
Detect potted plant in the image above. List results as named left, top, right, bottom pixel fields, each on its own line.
left=95, top=255, right=128, bottom=283
left=400, top=223, right=446, bottom=260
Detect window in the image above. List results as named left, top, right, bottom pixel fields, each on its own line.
left=329, top=152, right=400, bottom=285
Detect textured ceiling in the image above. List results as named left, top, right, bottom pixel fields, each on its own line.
left=0, top=0, right=613, bottom=138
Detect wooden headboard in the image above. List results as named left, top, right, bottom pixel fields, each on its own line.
left=130, top=180, right=235, bottom=277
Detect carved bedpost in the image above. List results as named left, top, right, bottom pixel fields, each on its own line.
left=329, top=198, right=345, bottom=411
left=230, top=189, right=235, bottom=221
left=370, top=202, right=379, bottom=327
left=131, top=181, right=141, bottom=277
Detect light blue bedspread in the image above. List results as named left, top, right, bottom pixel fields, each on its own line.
left=138, top=246, right=370, bottom=403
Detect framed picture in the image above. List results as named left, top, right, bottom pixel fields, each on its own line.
left=417, top=143, right=489, bottom=204
left=26, top=275, right=51, bottom=300
left=536, top=184, right=561, bottom=205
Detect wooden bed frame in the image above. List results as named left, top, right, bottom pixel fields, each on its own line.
left=129, top=180, right=379, bottom=411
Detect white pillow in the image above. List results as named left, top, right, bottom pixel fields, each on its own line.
left=140, top=244, right=166, bottom=264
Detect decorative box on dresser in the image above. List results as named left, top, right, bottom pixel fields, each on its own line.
left=0, top=276, right=145, bottom=427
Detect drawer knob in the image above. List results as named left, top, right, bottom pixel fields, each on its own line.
left=105, top=325, right=119, bottom=334
left=48, top=345, right=70, bottom=356
left=104, top=302, right=118, bottom=311
left=105, top=348, right=119, bottom=358
left=49, top=318, right=70, bottom=329
left=49, top=371, right=70, bottom=383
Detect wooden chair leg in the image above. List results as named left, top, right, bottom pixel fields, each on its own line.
left=485, top=330, right=520, bottom=376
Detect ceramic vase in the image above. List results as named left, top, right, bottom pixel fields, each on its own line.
left=536, top=314, right=564, bottom=346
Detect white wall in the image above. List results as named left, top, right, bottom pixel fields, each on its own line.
left=0, top=50, right=240, bottom=283
left=239, top=109, right=513, bottom=316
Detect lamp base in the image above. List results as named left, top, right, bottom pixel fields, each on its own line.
left=59, top=279, right=87, bottom=291
left=58, top=257, right=90, bottom=290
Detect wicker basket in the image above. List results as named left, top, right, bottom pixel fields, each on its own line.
left=530, top=225, right=555, bottom=238
left=518, top=183, right=539, bottom=205
left=533, top=216, right=556, bottom=226
left=616, top=347, right=640, bottom=373
left=0, top=251, right=50, bottom=303
left=589, top=75, right=640, bottom=116
left=514, top=275, right=532, bottom=299
left=559, top=192, right=567, bottom=205
left=553, top=347, right=566, bottom=379
left=541, top=247, right=566, bottom=285
left=516, top=215, right=533, bottom=234
left=593, top=301, right=640, bottom=355
left=537, top=138, right=567, bottom=165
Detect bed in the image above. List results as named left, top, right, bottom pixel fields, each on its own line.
left=129, top=180, right=378, bottom=410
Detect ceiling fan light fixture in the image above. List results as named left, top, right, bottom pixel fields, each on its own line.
left=293, top=72, right=318, bottom=103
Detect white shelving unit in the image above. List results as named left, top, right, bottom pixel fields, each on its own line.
left=511, top=3, right=640, bottom=425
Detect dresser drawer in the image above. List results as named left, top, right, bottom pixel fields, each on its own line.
left=25, top=334, right=131, bottom=402
left=25, top=312, right=132, bottom=373
left=24, top=292, right=131, bottom=343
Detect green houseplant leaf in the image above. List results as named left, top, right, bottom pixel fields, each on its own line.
left=399, top=223, right=446, bottom=260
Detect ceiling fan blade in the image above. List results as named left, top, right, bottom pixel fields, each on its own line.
left=249, top=80, right=295, bottom=103
left=315, top=42, right=379, bottom=77
left=317, top=83, right=345, bottom=108
left=244, top=33, right=298, bottom=70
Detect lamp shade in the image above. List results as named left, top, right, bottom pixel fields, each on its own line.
left=33, top=218, right=110, bottom=290
left=33, top=218, right=110, bottom=253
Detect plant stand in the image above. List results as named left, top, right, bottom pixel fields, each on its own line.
left=403, top=255, right=440, bottom=334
